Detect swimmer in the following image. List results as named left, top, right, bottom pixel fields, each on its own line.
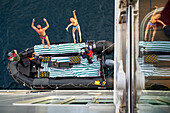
left=66, top=10, right=82, bottom=43
left=31, top=18, right=51, bottom=49
left=144, top=6, right=166, bottom=41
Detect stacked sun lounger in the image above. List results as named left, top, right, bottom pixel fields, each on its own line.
left=34, top=43, right=100, bottom=77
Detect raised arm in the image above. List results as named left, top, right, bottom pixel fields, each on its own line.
left=73, top=10, right=77, bottom=19
left=14, top=50, right=17, bottom=54
left=42, top=18, right=49, bottom=30
left=65, top=23, right=72, bottom=32
left=31, top=18, right=37, bottom=30
left=11, top=50, right=17, bottom=54
left=152, top=6, right=158, bottom=16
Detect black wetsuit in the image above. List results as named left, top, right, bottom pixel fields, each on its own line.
left=29, top=57, right=43, bottom=69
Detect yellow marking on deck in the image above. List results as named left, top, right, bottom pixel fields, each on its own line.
left=144, top=55, right=157, bottom=63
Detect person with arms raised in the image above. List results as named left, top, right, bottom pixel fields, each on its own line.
left=32, top=18, right=51, bottom=49
left=66, top=10, right=82, bottom=43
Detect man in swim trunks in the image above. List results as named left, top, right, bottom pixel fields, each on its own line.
left=32, top=18, right=51, bottom=49
left=66, top=10, right=82, bottom=43
left=144, top=6, right=166, bottom=41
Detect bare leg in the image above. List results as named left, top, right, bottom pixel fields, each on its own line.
left=41, top=39, right=46, bottom=48
left=77, top=27, right=82, bottom=43
left=72, top=27, right=76, bottom=43
left=148, top=29, right=152, bottom=41
left=151, top=26, right=157, bottom=41
left=45, top=36, right=51, bottom=49
left=144, top=24, right=150, bottom=41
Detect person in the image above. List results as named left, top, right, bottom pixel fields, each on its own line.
left=7, top=50, right=25, bottom=67
left=66, top=10, right=82, bottom=43
left=31, top=18, right=51, bottom=49
left=7, top=50, right=20, bottom=62
left=81, top=47, right=93, bottom=64
left=28, top=52, right=44, bottom=69
left=144, top=6, right=166, bottom=41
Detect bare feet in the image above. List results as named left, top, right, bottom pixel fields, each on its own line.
left=43, top=46, right=46, bottom=48
left=144, top=38, right=147, bottom=41
left=48, top=46, right=52, bottom=49
left=74, top=40, right=76, bottom=44
left=151, top=38, right=154, bottom=42
left=80, top=39, right=82, bottom=43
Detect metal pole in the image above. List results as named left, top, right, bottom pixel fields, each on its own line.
left=126, top=3, right=134, bottom=113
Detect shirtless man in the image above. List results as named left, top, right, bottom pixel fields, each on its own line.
left=144, top=6, right=166, bottom=41
left=66, top=10, right=82, bottom=43
left=31, top=18, right=51, bottom=49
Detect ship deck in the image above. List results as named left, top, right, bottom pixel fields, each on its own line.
left=0, top=90, right=169, bottom=113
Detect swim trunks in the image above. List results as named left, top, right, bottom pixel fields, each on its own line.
left=40, top=35, right=47, bottom=39
left=148, top=21, right=156, bottom=27
left=74, top=24, right=79, bottom=30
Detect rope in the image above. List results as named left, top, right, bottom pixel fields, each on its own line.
left=57, top=81, right=94, bottom=88
left=102, top=43, right=114, bottom=53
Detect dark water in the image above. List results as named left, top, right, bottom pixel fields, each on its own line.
left=0, top=0, right=114, bottom=89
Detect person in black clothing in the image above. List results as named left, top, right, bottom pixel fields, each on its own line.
left=81, top=47, right=93, bottom=64
left=28, top=52, right=44, bottom=69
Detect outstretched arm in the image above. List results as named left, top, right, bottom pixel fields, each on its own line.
left=66, top=23, right=72, bottom=32
left=157, top=20, right=166, bottom=28
left=42, top=18, right=49, bottom=30
left=31, top=18, right=37, bottom=30
left=153, top=6, right=158, bottom=16
left=73, top=10, right=77, bottom=19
